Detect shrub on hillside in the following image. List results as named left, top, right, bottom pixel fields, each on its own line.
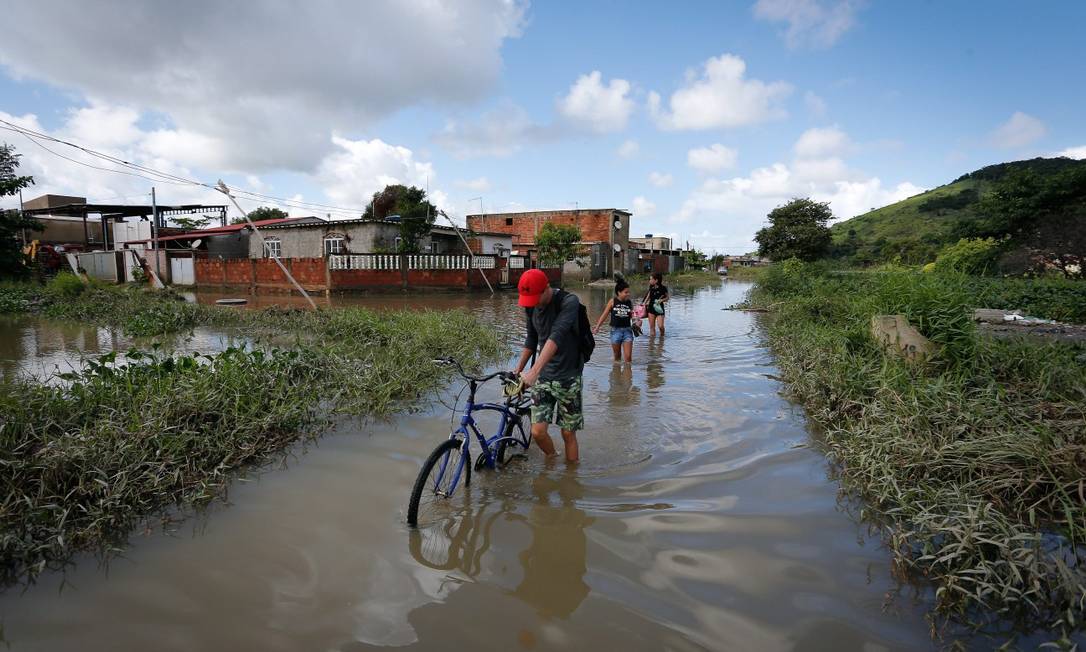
left=931, top=237, right=1001, bottom=275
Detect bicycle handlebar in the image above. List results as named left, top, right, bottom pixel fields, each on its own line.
left=432, top=357, right=517, bottom=385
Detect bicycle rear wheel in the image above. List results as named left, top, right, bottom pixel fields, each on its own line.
left=407, top=438, right=471, bottom=527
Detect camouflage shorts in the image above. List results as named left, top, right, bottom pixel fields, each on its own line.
left=530, top=376, right=584, bottom=432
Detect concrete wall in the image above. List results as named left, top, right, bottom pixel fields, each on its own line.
left=630, top=236, right=672, bottom=250
left=206, top=232, right=250, bottom=259
left=249, top=222, right=401, bottom=258
left=74, top=251, right=121, bottom=282
left=467, top=209, right=630, bottom=249
left=468, top=234, right=513, bottom=255
left=195, top=255, right=561, bottom=293
left=27, top=216, right=93, bottom=246
left=23, top=194, right=86, bottom=210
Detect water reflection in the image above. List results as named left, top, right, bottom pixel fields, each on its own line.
left=408, top=471, right=594, bottom=622
left=513, top=471, right=594, bottom=620
left=607, top=363, right=640, bottom=407
left=645, top=337, right=665, bottom=390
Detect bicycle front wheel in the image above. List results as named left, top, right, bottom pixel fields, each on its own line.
left=407, top=438, right=471, bottom=527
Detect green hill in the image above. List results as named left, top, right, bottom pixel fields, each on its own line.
left=830, top=157, right=1086, bottom=269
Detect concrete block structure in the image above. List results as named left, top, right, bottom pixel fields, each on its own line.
left=466, top=208, right=632, bottom=280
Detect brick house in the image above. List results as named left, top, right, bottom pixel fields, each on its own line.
left=466, top=208, right=632, bottom=279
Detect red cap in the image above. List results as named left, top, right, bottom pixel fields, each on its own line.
left=518, top=269, right=549, bottom=307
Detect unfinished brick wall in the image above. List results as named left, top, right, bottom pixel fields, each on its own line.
left=330, top=269, right=403, bottom=289
left=467, top=210, right=628, bottom=247
left=195, top=258, right=225, bottom=285
left=407, top=270, right=467, bottom=287
left=286, top=258, right=326, bottom=286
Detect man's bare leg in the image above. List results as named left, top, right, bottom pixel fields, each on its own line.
left=532, top=422, right=557, bottom=457
left=561, top=429, right=579, bottom=463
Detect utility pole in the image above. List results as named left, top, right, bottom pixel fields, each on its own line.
left=151, top=186, right=160, bottom=280
left=18, top=189, right=25, bottom=249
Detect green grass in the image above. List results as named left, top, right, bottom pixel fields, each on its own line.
left=746, top=261, right=1086, bottom=643
left=0, top=283, right=507, bottom=589
left=623, top=269, right=722, bottom=292
left=830, top=157, right=1086, bottom=267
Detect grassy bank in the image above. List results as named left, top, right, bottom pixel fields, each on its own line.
left=745, top=261, right=1085, bottom=642
left=0, top=279, right=505, bottom=588
left=623, top=269, right=722, bottom=292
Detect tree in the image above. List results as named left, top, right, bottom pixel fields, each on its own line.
left=0, top=144, right=41, bottom=279
left=171, top=215, right=212, bottom=230
left=682, top=248, right=708, bottom=269
left=535, top=222, right=582, bottom=267
left=754, top=198, right=833, bottom=262
left=362, top=184, right=438, bottom=253
left=234, top=206, right=290, bottom=225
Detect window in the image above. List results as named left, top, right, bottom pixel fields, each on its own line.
left=324, top=234, right=345, bottom=256
left=505, top=217, right=513, bottom=226
left=263, top=238, right=281, bottom=258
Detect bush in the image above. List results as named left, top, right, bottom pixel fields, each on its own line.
left=45, top=271, right=87, bottom=298
left=931, top=237, right=1001, bottom=275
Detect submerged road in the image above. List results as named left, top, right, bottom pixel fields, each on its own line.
left=0, top=281, right=939, bottom=650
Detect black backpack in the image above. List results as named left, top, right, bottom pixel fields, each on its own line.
left=527, top=289, right=595, bottom=364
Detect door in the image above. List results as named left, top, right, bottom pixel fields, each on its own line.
left=170, top=257, right=195, bottom=286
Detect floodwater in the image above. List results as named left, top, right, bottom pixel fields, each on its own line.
left=0, top=281, right=944, bottom=651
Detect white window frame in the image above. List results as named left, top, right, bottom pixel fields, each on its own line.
left=263, top=238, right=282, bottom=258
left=324, top=234, right=345, bottom=256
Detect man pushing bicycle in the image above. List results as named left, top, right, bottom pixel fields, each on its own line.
left=513, top=269, right=586, bottom=464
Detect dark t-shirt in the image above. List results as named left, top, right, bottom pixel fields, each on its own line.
left=610, top=298, right=632, bottom=328
left=646, top=284, right=668, bottom=314
left=524, top=290, right=584, bottom=382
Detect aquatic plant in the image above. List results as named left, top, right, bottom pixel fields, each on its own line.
left=0, top=303, right=505, bottom=588
left=748, top=261, right=1086, bottom=642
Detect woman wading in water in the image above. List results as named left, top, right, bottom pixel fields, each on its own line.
left=643, top=272, right=669, bottom=336
left=593, top=279, right=635, bottom=363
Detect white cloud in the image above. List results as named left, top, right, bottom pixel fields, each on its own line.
left=687, top=144, right=738, bottom=173
left=804, top=91, right=828, bottom=117
left=0, top=1, right=525, bottom=171
left=632, top=196, right=656, bottom=217
left=557, top=71, right=635, bottom=133
left=670, top=133, right=924, bottom=253
left=454, top=177, right=492, bottom=192
left=991, top=112, right=1047, bottom=149
left=648, top=54, right=792, bottom=130
left=794, top=125, right=852, bottom=158
left=434, top=102, right=556, bottom=159
left=0, top=107, right=226, bottom=212
left=648, top=171, right=674, bottom=188
left=1, top=104, right=444, bottom=218
left=315, top=136, right=435, bottom=210
left=753, top=0, right=863, bottom=49
left=617, top=139, right=640, bottom=159
left=1056, top=145, right=1086, bottom=159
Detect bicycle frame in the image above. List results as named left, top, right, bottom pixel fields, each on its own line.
left=436, top=378, right=531, bottom=497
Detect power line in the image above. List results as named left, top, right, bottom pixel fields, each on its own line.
left=0, top=118, right=369, bottom=218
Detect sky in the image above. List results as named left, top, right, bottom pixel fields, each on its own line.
left=1, top=0, right=1084, bottom=254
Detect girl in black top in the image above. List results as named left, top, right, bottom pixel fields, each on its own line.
left=644, top=272, right=669, bottom=336
left=593, top=279, right=635, bottom=362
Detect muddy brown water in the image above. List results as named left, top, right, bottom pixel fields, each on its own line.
left=0, top=281, right=944, bottom=650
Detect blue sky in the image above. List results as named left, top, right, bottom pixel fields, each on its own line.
left=1, top=1, right=1084, bottom=253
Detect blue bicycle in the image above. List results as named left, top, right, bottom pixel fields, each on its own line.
left=407, top=357, right=533, bottom=527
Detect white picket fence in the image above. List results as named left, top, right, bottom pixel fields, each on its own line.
left=328, top=254, right=499, bottom=271
left=328, top=254, right=400, bottom=271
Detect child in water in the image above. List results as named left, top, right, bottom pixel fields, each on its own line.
left=644, top=272, right=669, bottom=336
left=593, top=279, right=634, bottom=363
